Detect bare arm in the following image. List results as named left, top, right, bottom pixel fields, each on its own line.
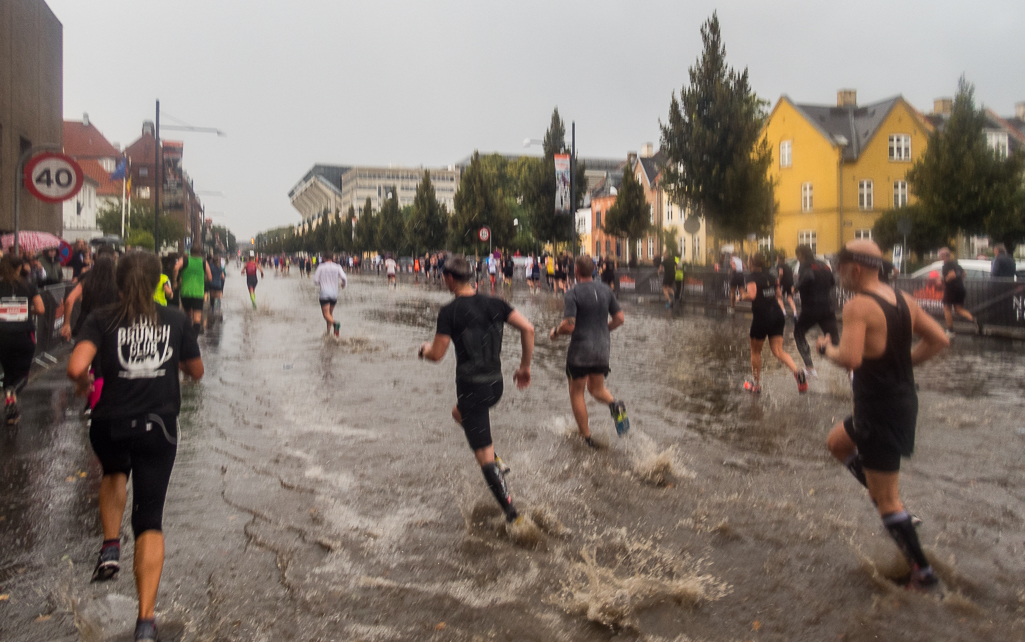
left=819, top=299, right=869, bottom=370
left=741, top=281, right=757, bottom=301
left=506, top=309, right=534, bottom=389
left=204, top=263, right=213, bottom=282
left=67, top=340, right=97, bottom=397
left=905, top=292, right=949, bottom=364
left=180, top=357, right=204, bottom=380
left=31, top=294, right=45, bottom=316
left=419, top=334, right=451, bottom=362
left=550, top=317, right=575, bottom=339
left=608, top=310, right=625, bottom=331
left=60, top=283, right=83, bottom=339
left=172, top=258, right=183, bottom=284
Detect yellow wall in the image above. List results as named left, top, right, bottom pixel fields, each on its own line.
left=764, top=97, right=931, bottom=256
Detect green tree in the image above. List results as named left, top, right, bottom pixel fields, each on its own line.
left=355, top=197, right=378, bottom=254
left=376, top=188, right=404, bottom=253
left=872, top=205, right=948, bottom=257
left=906, top=77, right=1025, bottom=250
left=97, top=199, right=185, bottom=247
left=407, top=170, right=448, bottom=254
left=660, top=12, right=775, bottom=242
left=520, top=108, right=587, bottom=247
left=603, top=164, right=653, bottom=265
left=451, top=151, right=513, bottom=252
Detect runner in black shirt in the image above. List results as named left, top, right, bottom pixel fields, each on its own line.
left=741, top=253, right=806, bottom=394
left=419, top=256, right=534, bottom=523
left=937, top=247, right=978, bottom=336
left=0, top=255, right=46, bottom=424
left=67, top=251, right=203, bottom=642
left=775, top=250, right=797, bottom=318
left=793, top=244, right=839, bottom=377
left=819, top=240, right=949, bottom=591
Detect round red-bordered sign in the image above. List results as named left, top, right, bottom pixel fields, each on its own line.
left=23, top=152, right=85, bottom=203
left=478, top=226, right=490, bottom=242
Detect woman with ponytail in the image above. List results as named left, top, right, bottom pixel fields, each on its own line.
left=67, top=251, right=203, bottom=642
left=0, top=254, right=46, bottom=424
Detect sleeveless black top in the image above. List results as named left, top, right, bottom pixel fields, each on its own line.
left=851, top=290, right=918, bottom=456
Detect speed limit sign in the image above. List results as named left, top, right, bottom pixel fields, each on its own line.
left=23, top=152, right=85, bottom=203
left=478, top=226, right=490, bottom=242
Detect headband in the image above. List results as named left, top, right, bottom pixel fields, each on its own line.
left=837, top=247, right=883, bottom=269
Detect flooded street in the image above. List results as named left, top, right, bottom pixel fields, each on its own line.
left=2, top=273, right=1023, bottom=641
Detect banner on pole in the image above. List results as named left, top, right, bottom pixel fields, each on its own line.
left=554, top=154, right=571, bottom=215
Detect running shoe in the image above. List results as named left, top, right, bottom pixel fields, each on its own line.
left=584, top=436, right=599, bottom=449
left=333, top=321, right=341, bottom=337
left=905, top=564, right=940, bottom=592
left=494, top=454, right=511, bottom=475
left=807, top=368, right=818, bottom=378
left=609, top=401, right=630, bottom=437
left=4, top=395, right=20, bottom=425
left=91, top=543, right=120, bottom=582
left=134, top=618, right=157, bottom=642
left=795, top=369, right=808, bottom=393
left=743, top=380, right=761, bottom=395
left=504, top=504, right=519, bottom=523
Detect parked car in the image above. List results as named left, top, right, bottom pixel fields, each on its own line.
left=910, top=259, right=1025, bottom=280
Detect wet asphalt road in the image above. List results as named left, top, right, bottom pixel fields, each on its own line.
left=1, top=271, right=1023, bottom=641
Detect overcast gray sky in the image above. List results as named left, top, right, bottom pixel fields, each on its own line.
left=49, top=0, right=1025, bottom=239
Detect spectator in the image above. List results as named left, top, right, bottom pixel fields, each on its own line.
left=68, top=239, right=91, bottom=282
left=991, top=243, right=1016, bottom=278
left=38, top=247, right=64, bottom=286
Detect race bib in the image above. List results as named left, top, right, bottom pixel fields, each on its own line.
left=0, top=297, right=29, bottom=323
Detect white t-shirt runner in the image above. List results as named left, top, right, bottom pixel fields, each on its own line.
left=313, top=261, right=347, bottom=301
left=385, top=258, right=397, bottom=276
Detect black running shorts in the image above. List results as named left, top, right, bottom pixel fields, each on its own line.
left=942, top=284, right=966, bottom=306
left=566, top=363, right=610, bottom=380
left=455, top=379, right=503, bottom=451
left=180, top=297, right=204, bottom=311
left=730, top=273, right=746, bottom=289
left=750, top=310, right=786, bottom=340
left=319, top=298, right=337, bottom=307
left=247, top=276, right=259, bottom=290
left=90, top=415, right=178, bottom=537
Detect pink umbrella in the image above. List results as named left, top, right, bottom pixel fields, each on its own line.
left=2, top=231, right=63, bottom=254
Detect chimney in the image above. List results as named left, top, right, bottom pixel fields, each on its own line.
left=82, top=113, right=90, bottom=127
left=142, top=121, right=155, bottom=136
left=837, top=89, right=857, bottom=108
left=1016, top=102, right=1025, bottom=120
left=933, top=98, right=953, bottom=117
left=641, top=143, right=654, bottom=158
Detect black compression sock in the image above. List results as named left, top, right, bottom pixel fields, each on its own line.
left=844, top=451, right=868, bottom=488
left=102, top=539, right=120, bottom=551
left=882, top=511, right=931, bottom=570
left=481, top=463, right=517, bottom=521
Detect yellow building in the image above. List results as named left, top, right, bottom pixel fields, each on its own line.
left=763, top=90, right=933, bottom=256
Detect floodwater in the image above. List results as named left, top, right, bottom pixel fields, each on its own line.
left=1, top=272, right=1023, bottom=641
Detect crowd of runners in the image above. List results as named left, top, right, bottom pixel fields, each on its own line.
left=0, top=235, right=983, bottom=640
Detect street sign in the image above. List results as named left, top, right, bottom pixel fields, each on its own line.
left=23, top=152, right=85, bottom=203
left=897, top=217, right=912, bottom=236
left=478, top=227, right=490, bottom=242
left=683, top=217, right=701, bottom=234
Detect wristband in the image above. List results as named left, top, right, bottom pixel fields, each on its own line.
left=817, top=343, right=826, bottom=356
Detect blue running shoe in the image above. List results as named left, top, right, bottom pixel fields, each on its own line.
left=609, top=401, right=630, bottom=437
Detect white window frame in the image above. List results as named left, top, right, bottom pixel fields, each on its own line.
left=987, top=131, right=1009, bottom=159
left=647, top=238, right=654, bottom=258
left=858, top=180, right=873, bottom=211
left=893, top=180, right=908, bottom=208
left=798, top=229, right=817, bottom=254
left=855, top=229, right=872, bottom=240
left=780, top=140, right=792, bottom=168
left=888, top=134, right=911, bottom=161
left=636, top=239, right=642, bottom=259
left=692, top=236, right=700, bottom=263
left=757, top=236, right=772, bottom=253
left=801, top=182, right=813, bottom=212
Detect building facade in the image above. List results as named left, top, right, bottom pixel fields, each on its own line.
left=763, top=90, right=933, bottom=256
left=62, top=115, right=125, bottom=240
left=0, top=0, right=63, bottom=235
left=289, top=164, right=460, bottom=223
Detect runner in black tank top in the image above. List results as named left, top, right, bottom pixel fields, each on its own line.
left=741, top=253, right=806, bottom=394
left=818, top=241, right=949, bottom=592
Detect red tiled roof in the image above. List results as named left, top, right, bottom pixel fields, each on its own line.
left=63, top=120, right=122, bottom=159
left=125, top=132, right=156, bottom=163
left=78, top=159, right=124, bottom=198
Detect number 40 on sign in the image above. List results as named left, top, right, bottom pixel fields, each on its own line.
left=23, top=152, right=85, bottom=203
